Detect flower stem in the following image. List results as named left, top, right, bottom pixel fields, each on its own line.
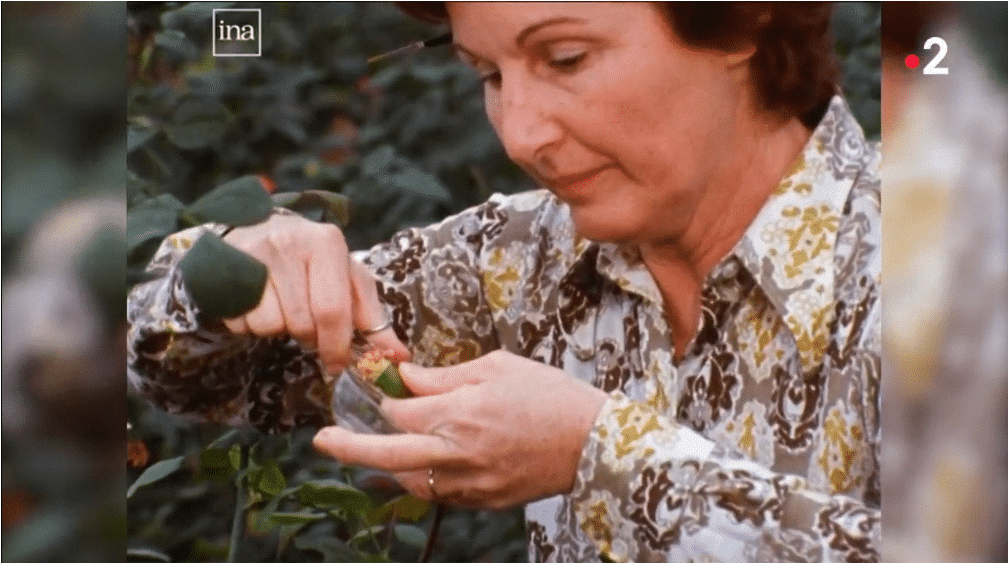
left=227, top=444, right=250, bottom=563
left=418, top=503, right=444, bottom=563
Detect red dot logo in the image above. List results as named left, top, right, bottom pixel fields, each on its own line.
left=905, top=54, right=920, bottom=69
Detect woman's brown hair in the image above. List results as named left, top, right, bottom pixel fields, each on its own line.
left=395, top=2, right=840, bottom=128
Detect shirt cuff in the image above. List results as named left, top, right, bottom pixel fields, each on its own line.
left=569, top=391, right=715, bottom=561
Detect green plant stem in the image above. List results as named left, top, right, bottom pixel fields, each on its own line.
left=359, top=511, right=384, bottom=555
left=227, top=444, right=250, bottom=563
left=418, top=503, right=444, bottom=563
left=384, top=508, right=397, bottom=556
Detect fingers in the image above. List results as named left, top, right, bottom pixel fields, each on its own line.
left=268, top=252, right=316, bottom=347
left=380, top=394, right=452, bottom=434
left=395, top=468, right=461, bottom=503
left=350, top=260, right=411, bottom=363
left=312, top=426, right=458, bottom=473
left=307, top=227, right=354, bottom=369
left=393, top=470, right=431, bottom=500
left=397, top=361, right=487, bottom=397
left=244, top=282, right=285, bottom=335
left=217, top=216, right=408, bottom=372
left=394, top=469, right=498, bottom=509
left=222, top=314, right=248, bottom=334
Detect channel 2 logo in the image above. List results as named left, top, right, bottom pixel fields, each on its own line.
left=213, top=8, right=261, bottom=57
left=904, top=37, right=949, bottom=75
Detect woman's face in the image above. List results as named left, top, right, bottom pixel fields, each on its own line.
left=447, top=2, right=754, bottom=244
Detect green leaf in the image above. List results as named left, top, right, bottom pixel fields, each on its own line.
left=161, top=2, right=231, bottom=29
left=207, top=428, right=243, bottom=449
left=389, top=165, right=451, bottom=203
left=127, top=170, right=156, bottom=208
left=369, top=495, right=430, bottom=523
left=199, top=447, right=231, bottom=469
left=181, top=175, right=273, bottom=227
left=372, top=364, right=409, bottom=399
left=253, top=459, right=287, bottom=497
left=165, top=96, right=231, bottom=150
left=126, top=193, right=184, bottom=265
left=178, top=233, right=268, bottom=318
left=350, top=524, right=386, bottom=543
left=394, top=524, right=428, bottom=548
left=269, top=192, right=301, bottom=207
left=127, top=456, right=185, bottom=498
left=77, top=225, right=127, bottom=328
left=298, top=480, right=372, bottom=514
left=268, top=511, right=328, bottom=526
left=154, top=29, right=199, bottom=61
left=360, top=145, right=395, bottom=176
left=385, top=495, right=425, bottom=523
left=228, top=443, right=242, bottom=471
left=272, top=190, right=350, bottom=227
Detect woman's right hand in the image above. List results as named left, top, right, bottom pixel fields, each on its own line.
left=220, top=212, right=411, bottom=371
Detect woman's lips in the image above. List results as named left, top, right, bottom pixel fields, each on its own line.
left=543, top=166, right=609, bottom=196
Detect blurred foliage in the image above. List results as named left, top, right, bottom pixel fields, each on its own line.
left=126, top=2, right=528, bottom=251
left=2, top=3, right=127, bottom=276
left=2, top=4, right=127, bottom=563
left=960, top=2, right=1008, bottom=85
left=833, top=2, right=881, bottom=140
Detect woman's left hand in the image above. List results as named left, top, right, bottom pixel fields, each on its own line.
left=312, top=350, right=609, bottom=509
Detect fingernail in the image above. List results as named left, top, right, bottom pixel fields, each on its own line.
left=314, top=426, right=337, bottom=442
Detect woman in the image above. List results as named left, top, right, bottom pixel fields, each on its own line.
left=128, top=3, right=880, bottom=561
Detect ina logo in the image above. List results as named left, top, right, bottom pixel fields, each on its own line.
left=213, top=8, right=261, bottom=57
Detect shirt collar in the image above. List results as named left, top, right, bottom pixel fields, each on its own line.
left=564, top=95, right=866, bottom=373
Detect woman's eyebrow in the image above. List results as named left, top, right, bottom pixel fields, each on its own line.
left=515, top=16, right=586, bottom=47
left=453, top=16, right=588, bottom=63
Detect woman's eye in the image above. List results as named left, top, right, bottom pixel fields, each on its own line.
left=548, top=52, right=587, bottom=72
left=479, top=71, right=502, bottom=88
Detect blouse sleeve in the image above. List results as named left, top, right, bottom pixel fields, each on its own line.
left=570, top=312, right=881, bottom=562
left=127, top=204, right=502, bottom=434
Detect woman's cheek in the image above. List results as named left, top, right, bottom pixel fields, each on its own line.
left=484, top=93, right=505, bottom=138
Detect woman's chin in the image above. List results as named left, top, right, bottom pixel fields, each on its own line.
left=570, top=210, right=638, bottom=244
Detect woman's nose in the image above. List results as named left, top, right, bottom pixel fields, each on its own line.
left=494, top=76, right=563, bottom=168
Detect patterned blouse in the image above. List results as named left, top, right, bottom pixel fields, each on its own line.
left=128, top=96, right=880, bottom=562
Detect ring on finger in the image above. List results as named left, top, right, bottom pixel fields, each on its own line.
left=357, top=318, right=392, bottom=336
left=427, top=468, right=438, bottom=501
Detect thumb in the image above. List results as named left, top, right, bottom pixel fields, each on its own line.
left=349, top=259, right=411, bottom=363
left=397, top=360, right=488, bottom=397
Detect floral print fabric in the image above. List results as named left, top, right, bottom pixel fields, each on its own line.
left=127, top=96, right=880, bottom=562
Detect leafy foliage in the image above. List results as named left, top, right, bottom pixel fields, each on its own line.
left=833, top=2, right=882, bottom=140
left=127, top=3, right=530, bottom=562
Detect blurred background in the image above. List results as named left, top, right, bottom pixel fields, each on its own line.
left=2, top=3, right=127, bottom=563
left=0, top=1, right=999, bottom=562
left=879, top=3, right=1008, bottom=563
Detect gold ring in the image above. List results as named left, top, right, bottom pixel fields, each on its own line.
left=427, top=468, right=438, bottom=500
left=357, top=318, right=392, bottom=336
